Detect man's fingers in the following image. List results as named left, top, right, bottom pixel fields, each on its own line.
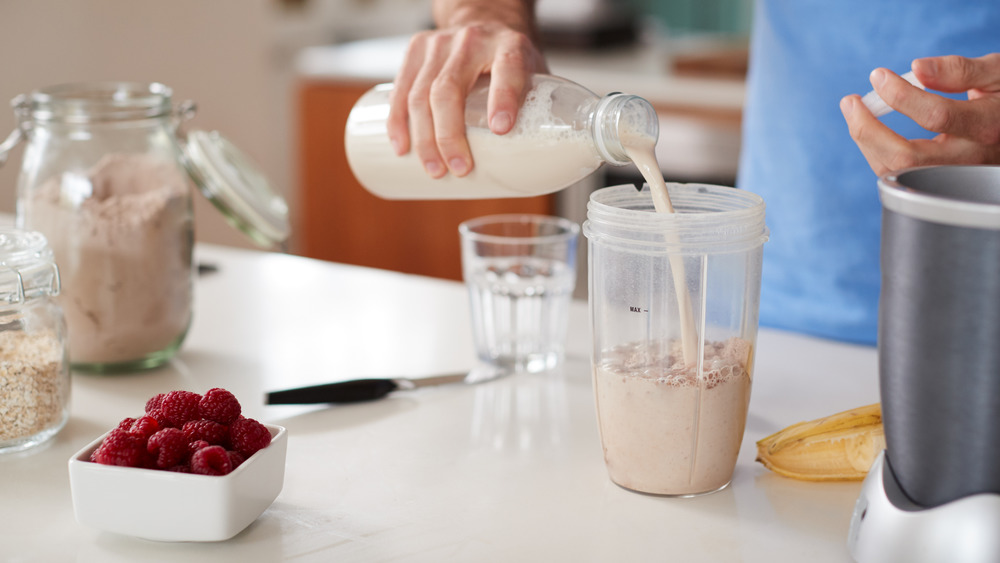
left=386, top=23, right=548, bottom=180
left=842, top=94, right=912, bottom=176
left=408, top=33, right=458, bottom=178
left=486, top=30, right=541, bottom=134
left=912, top=53, right=1000, bottom=94
left=428, top=26, right=499, bottom=177
left=387, top=33, right=432, bottom=156
left=429, top=72, right=473, bottom=177
left=872, top=67, right=1000, bottom=146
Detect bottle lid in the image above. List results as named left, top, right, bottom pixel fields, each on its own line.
left=0, top=229, right=60, bottom=306
left=182, top=130, right=290, bottom=247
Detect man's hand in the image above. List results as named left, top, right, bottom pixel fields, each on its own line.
left=841, top=53, right=1000, bottom=176
left=386, top=1, right=546, bottom=179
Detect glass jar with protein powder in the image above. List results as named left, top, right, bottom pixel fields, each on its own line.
left=0, top=82, right=289, bottom=372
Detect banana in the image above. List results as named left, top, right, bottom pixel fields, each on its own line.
left=755, top=403, right=885, bottom=481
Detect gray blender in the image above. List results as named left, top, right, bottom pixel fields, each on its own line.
left=848, top=166, right=1000, bottom=562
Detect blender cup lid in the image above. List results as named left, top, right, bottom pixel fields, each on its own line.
left=183, top=130, right=290, bottom=247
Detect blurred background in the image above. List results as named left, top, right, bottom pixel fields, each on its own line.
left=0, top=0, right=751, bottom=282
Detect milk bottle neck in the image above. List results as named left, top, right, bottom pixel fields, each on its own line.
left=591, top=93, right=659, bottom=166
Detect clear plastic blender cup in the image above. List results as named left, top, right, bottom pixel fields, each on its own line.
left=584, top=184, right=768, bottom=496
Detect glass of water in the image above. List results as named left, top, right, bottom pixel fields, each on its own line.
left=459, top=214, right=580, bottom=374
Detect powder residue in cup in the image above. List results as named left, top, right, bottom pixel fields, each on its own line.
left=0, top=329, right=67, bottom=442
left=24, top=153, right=194, bottom=365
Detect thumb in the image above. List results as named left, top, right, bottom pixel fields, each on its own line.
left=912, top=53, right=1000, bottom=94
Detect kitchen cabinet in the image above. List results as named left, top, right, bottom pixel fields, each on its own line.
left=297, top=79, right=553, bottom=281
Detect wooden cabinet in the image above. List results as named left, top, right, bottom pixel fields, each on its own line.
left=296, top=79, right=555, bottom=281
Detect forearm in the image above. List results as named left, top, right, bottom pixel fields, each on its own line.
left=432, top=0, right=539, bottom=39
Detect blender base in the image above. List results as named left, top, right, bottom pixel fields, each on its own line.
left=848, top=451, right=1000, bottom=563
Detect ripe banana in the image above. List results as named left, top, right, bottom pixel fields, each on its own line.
left=755, top=403, right=885, bottom=481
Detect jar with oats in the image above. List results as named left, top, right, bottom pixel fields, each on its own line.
left=0, top=82, right=289, bottom=373
left=0, top=229, right=69, bottom=455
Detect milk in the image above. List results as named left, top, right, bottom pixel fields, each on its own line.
left=346, top=125, right=601, bottom=199
left=624, top=134, right=699, bottom=366
left=345, top=80, right=605, bottom=200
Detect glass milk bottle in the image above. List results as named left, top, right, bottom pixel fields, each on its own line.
left=345, top=75, right=658, bottom=199
left=0, top=81, right=289, bottom=373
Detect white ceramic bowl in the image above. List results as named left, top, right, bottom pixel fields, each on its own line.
left=68, top=423, right=286, bottom=542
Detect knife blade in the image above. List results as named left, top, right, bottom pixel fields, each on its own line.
left=265, top=372, right=473, bottom=405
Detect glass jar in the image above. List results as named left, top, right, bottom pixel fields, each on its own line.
left=0, top=82, right=289, bottom=373
left=345, top=74, right=659, bottom=199
left=0, top=229, right=70, bottom=455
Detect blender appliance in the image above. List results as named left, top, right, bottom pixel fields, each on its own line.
left=848, top=165, right=1000, bottom=562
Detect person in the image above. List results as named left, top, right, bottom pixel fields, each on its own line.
left=385, top=0, right=1000, bottom=345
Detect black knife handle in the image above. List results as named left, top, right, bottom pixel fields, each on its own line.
left=266, top=379, right=400, bottom=405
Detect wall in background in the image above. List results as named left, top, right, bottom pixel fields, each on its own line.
left=0, top=0, right=430, bottom=250
left=0, top=0, right=746, bottom=250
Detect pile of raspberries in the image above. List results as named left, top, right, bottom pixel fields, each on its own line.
left=90, top=388, right=272, bottom=476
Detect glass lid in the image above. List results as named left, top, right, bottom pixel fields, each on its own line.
left=183, top=130, right=290, bottom=248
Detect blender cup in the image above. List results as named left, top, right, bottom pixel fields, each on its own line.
left=879, top=165, right=1000, bottom=508
left=584, top=184, right=768, bottom=496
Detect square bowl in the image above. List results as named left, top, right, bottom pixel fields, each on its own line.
left=68, top=423, right=286, bottom=542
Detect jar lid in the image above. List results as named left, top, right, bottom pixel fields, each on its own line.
left=0, top=229, right=60, bottom=306
left=182, top=130, right=291, bottom=247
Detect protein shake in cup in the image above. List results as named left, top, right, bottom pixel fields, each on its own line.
left=584, top=184, right=767, bottom=496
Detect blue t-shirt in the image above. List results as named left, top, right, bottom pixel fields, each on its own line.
left=738, top=0, right=1000, bottom=345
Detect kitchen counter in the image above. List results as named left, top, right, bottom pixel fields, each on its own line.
left=1, top=244, right=878, bottom=562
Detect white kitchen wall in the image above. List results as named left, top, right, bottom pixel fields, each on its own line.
left=0, top=0, right=430, bottom=250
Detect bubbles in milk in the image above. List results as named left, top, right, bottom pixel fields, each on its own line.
left=508, top=80, right=589, bottom=144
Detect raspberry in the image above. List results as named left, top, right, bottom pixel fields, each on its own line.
left=182, top=419, right=229, bottom=446
left=129, top=415, right=160, bottom=440
left=147, top=428, right=188, bottom=468
left=116, top=417, right=137, bottom=431
left=146, top=408, right=172, bottom=429
left=145, top=392, right=167, bottom=413
left=160, top=390, right=202, bottom=427
left=199, top=388, right=241, bottom=425
left=191, top=445, right=233, bottom=475
left=189, top=439, right=210, bottom=456
left=229, top=417, right=271, bottom=458
left=227, top=450, right=246, bottom=470
left=91, top=388, right=260, bottom=476
left=93, top=429, right=150, bottom=468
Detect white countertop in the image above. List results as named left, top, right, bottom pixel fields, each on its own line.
left=1, top=244, right=878, bottom=562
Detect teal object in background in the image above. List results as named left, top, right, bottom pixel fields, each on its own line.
left=630, top=0, right=754, bottom=36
